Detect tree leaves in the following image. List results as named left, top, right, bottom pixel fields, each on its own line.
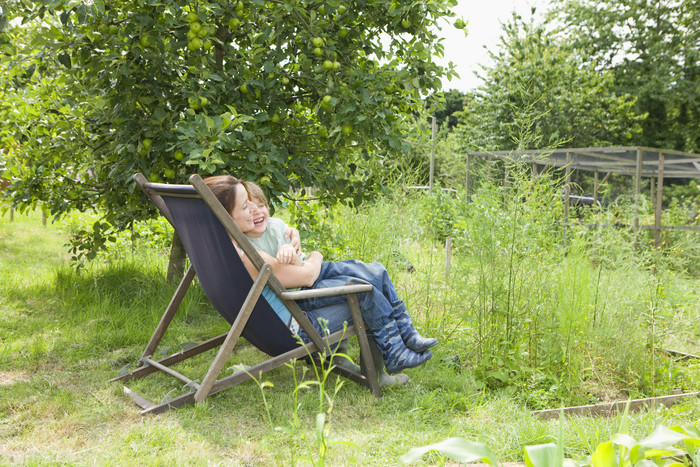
left=463, top=13, right=645, bottom=151
left=552, top=0, right=700, bottom=152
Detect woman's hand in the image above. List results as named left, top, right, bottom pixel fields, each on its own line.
left=301, top=251, right=323, bottom=286
left=305, top=250, right=323, bottom=264
left=284, top=227, right=302, bottom=256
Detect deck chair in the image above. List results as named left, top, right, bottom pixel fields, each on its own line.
left=112, top=173, right=381, bottom=414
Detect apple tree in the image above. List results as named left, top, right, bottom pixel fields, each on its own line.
left=2, top=0, right=461, bottom=261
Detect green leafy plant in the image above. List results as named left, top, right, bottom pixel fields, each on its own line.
left=401, top=420, right=700, bottom=466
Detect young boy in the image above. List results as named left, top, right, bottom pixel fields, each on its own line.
left=245, top=182, right=303, bottom=265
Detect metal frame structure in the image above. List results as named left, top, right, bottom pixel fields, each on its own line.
left=465, top=147, right=700, bottom=247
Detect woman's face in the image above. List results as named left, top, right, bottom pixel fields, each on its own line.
left=230, top=183, right=255, bottom=233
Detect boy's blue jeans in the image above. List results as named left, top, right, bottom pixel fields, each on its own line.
left=297, top=260, right=406, bottom=335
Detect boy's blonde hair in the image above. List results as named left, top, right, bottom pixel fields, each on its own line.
left=247, top=182, right=269, bottom=208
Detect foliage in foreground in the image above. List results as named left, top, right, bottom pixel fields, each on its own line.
left=401, top=419, right=700, bottom=466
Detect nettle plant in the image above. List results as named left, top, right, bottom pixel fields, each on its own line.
left=2, top=0, right=463, bottom=260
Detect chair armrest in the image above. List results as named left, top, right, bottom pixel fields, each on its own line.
left=280, top=283, right=372, bottom=301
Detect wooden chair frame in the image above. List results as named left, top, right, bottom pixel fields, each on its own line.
left=111, top=174, right=381, bottom=415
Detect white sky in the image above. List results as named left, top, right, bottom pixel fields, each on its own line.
left=437, top=0, right=547, bottom=92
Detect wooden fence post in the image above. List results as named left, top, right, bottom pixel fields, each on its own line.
left=444, top=237, right=452, bottom=280
left=465, top=153, right=471, bottom=202
left=634, top=148, right=642, bottom=251
left=429, top=115, right=436, bottom=194
left=654, top=153, right=665, bottom=249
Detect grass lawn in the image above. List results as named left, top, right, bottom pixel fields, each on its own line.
left=1, top=210, right=699, bottom=465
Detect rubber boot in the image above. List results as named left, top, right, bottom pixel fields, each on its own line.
left=395, top=310, right=438, bottom=352
left=374, top=320, right=433, bottom=374
left=365, top=336, right=410, bottom=387
left=332, top=339, right=361, bottom=373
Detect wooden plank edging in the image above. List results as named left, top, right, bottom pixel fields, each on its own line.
left=532, top=391, right=700, bottom=419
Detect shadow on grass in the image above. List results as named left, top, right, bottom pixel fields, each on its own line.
left=1, top=258, right=227, bottom=375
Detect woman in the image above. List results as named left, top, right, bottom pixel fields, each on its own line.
left=203, top=175, right=435, bottom=375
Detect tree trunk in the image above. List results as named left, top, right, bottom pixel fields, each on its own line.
left=166, top=231, right=187, bottom=284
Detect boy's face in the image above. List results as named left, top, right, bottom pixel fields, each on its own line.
left=249, top=198, right=269, bottom=237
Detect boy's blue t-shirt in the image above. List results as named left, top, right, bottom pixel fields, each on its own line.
left=261, top=285, right=299, bottom=334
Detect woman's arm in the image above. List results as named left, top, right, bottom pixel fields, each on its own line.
left=270, top=250, right=322, bottom=288
left=237, top=244, right=322, bottom=288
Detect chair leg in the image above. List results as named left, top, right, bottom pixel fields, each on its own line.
left=140, top=265, right=196, bottom=362
left=346, top=293, right=382, bottom=399
left=111, top=333, right=228, bottom=383
left=194, top=264, right=272, bottom=403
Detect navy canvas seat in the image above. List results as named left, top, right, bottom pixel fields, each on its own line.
left=112, top=174, right=381, bottom=414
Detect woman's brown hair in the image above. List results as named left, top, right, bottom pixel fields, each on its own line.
left=203, top=175, right=249, bottom=214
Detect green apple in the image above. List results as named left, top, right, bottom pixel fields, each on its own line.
left=240, top=83, right=248, bottom=94
left=336, top=4, right=347, bottom=15
left=108, top=24, right=118, bottom=35
left=312, top=37, right=324, bottom=47
left=401, top=18, right=411, bottom=29
left=186, top=11, right=198, bottom=23
left=164, top=168, right=176, bottom=178
left=188, top=37, right=203, bottom=50
left=338, top=27, right=349, bottom=38
left=190, top=22, right=202, bottom=33
left=174, top=149, right=185, bottom=161
left=323, top=59, right=334, bottom=70
left=333, top=61, right=340, bottom=70
left=321, top=95, right=332, bottom=110
left=142, top=138, right=152, bottom=151
left=342, top=124, right=353, bottom=135
left=281, top=76, right=290, bottom=85
left=313, top=47, right=323, bottom=57
left=270, top=113, right=280, bottom=123
left=228, top=17, right=241, bottom=29
left=140, top=35, right=151, bottom=47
